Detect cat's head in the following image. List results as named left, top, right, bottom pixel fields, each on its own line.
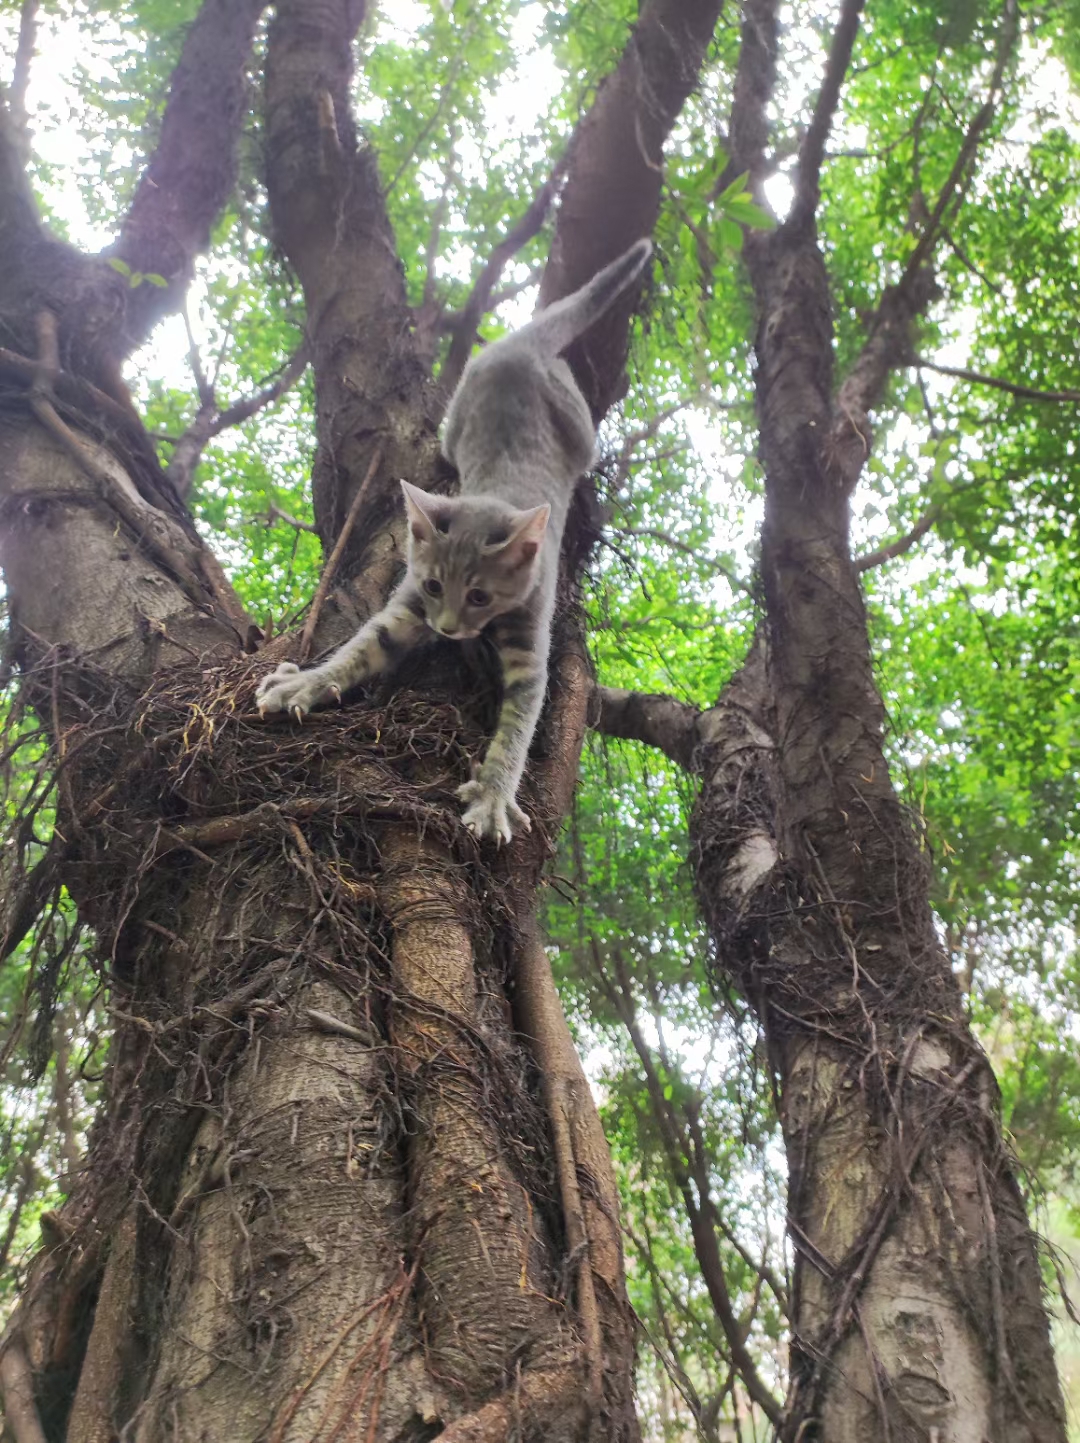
left=400, top=481, right=549, bottom=639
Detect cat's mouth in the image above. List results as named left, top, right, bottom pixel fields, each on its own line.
left=429, top=621, right=482, bottom=641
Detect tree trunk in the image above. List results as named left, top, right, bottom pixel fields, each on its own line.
left=696, top=0, right=1067, bottom=1433
left=601, top=0, right=1070, bottom=1432
left=0, top=1, right=721, bottom=1440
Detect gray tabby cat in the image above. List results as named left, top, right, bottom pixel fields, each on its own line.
left=256, top=238, right=652, bottom=842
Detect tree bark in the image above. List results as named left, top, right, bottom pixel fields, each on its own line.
left=0, top=2, right=725, bottom=1441
left=691, top=0, right=1065, bottom=1436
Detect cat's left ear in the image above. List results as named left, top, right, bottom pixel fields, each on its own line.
left=401, top=480, right=445, bottom=544
left=501, top=504, right=550, bottom=570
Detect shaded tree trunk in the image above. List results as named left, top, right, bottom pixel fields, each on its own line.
left=0, top=2, right=720, bottom=1441
left=602, top=0, right=1068, bottom=1437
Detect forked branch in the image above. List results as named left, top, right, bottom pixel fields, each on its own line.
left=829, top=0, right=1021, bottom=492
left=166, top=346, right=309, bottom=498
left=789, top=0, right=866, bottom=231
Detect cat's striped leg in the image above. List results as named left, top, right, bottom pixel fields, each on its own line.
left=256, top=583, right=428, bottom=719
left=458, top=609, right=548, bottom=843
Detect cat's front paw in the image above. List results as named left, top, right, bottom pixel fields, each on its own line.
left=456, top=779, right=531, bottom=844
left=255, top=661, right=342, bottom=721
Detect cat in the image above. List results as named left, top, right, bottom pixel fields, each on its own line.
left=256, top=237, right=652, bottom=842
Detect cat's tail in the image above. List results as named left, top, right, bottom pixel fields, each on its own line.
left=526, top=238, right=652, bottom=357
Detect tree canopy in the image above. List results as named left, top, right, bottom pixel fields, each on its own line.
left=1, top=0, right=1079, bottom=1438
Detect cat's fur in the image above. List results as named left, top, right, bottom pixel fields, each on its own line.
left=256, top=238, right=652, bottom=841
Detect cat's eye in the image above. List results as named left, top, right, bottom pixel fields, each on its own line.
left=466, top=588, right=490, bottom=609
left=423, top=578, right=443, bottom=597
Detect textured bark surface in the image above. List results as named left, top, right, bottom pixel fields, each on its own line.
left=538, top=0, right=724, bottom=420
left=0, top=1, right=726, bottom=1440
left=683, top=0, right=1067, bottom=1436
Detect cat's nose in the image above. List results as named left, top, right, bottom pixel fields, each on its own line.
left=438, top=620, right=460, bottom=637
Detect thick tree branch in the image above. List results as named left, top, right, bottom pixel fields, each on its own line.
left=595, top=685, right=702, bottom=772
left=0, top=1338, right=48, bottom=1443
left=788, top=0, right=866, bottom=231
left=264, top=0, right=440, bottom=614
left=539, top=0, right=724, bottom=418
left=717, top=0, right=779, bottom=202
left=9, top=0, right=38, bottom=131
left=112, top=0, right=270, bottom=355
left=0, top=84, right=39, bottom=253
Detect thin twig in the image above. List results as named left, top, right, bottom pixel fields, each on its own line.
left=914, top=358, right=1080, bottom=405
left=250, top=502, right=318, bottom=534
left=298, top=446, right=384, bottom=663
left=183, top=305, right=214, bottom=409
left=616, top=526, right=752, bottom=596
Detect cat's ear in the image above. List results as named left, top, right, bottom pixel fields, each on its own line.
left=400, top=480, right=446, bottom=544
left=500, top=504, right=550, bottom=570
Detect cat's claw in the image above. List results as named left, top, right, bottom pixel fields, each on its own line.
left=256, top=661, right=340, bottom=720
left=457, top=779, right=531, bottom=844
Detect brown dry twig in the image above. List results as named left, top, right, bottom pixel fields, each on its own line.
left=298, top=445, right=383, bottom=663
